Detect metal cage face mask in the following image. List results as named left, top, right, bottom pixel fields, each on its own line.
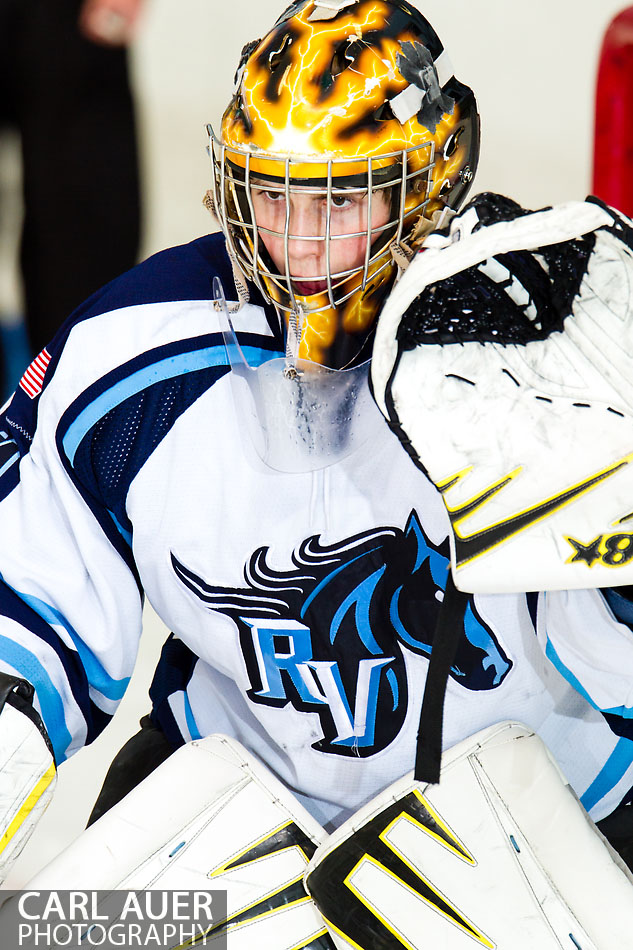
left=209, top=129, right=435, bottom=367
left=210, top=0, right=480, bottom=367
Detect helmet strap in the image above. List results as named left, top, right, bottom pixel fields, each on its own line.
left=390, top=240, right=415, bottom=277
left=203, top=189, right=251, bottom=310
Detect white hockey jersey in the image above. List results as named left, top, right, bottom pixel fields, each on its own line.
left=0, top=233, right=632, bottom=827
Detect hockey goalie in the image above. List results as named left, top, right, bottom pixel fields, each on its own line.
left=0, top=3, right=632, bottom=948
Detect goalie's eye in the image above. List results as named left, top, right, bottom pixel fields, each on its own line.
left=331, top=193, right=356, bottom=209
left=260, top=190, right=285, bottom=202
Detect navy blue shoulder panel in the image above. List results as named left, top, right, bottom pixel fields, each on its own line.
left=65, top=231, right=277, bottom=339
left=60, top=334, right=231, bottom=552
left=69, top=232, right=240, bottom=321
left=5, top=232, right=277, bottom=420
left=0, top=234, right=268, bottom=487
left=4, top=233, right=284, bottom=569
left=56, top=330, right=282, bottom=573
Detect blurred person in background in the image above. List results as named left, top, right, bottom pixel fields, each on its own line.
left=0, top=0, right=142, bottom=398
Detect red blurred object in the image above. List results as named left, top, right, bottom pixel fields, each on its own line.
left=593, top=7, right=633, bottom=215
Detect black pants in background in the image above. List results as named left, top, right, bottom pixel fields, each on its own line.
left=0, top=0, right=140, bottom=361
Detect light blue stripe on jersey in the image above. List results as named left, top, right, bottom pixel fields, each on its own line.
left=546, top=636, right=633, bottom=810
left=581, top=736, right=633, bottom=812
left=184, top=692, right=202, bottom=741
left=0, top=635, right=72, bottom=762
left=62, top=344, right=276, bottom=465
left=545, top=637, right=633, bottom=718
left=14, top=589, right=129, bottom=702
left=110, top=511, right=133, bottom=547
left=167, top=689, right=201, bottom=742
left=0, top=450, right=19, bottom=478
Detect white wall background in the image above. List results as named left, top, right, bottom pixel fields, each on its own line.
left=3, top=0, right=630, bottom=887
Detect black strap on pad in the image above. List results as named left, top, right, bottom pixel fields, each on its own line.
left=414, top=572, right=469, bottom=784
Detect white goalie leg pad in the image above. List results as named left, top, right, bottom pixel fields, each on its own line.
left=305, top=722, right=633, bottom=950
left=0, top=681, right=56, bottom=884
left=28, top=734, right=333, bottom=950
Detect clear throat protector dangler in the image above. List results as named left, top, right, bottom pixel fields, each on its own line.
left=213, top=277, right=383, bottom=473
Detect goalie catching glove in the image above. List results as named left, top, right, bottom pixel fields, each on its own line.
left=371, top=193, right=633, bottom=593
left=0, top=671, right=56, bottom=884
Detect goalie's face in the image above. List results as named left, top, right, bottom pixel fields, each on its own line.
left=216, top=162, right=402, bottom=368
left=251, top=181, right=392, bottom=300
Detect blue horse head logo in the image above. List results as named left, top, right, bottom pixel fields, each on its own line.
left=172, top=510, right=511, bottom=756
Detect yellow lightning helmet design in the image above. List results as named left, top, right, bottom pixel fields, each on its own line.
left=209, top=0, right=479, bottom=368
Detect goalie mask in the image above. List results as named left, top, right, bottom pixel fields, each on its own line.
left=209, top=0, right=479, bottom=369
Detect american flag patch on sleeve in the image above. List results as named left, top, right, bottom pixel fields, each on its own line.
left=19, top=348, right=51, bottom=399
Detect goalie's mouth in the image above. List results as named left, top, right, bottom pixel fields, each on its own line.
left=294, top=279, right=328, bottom=295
